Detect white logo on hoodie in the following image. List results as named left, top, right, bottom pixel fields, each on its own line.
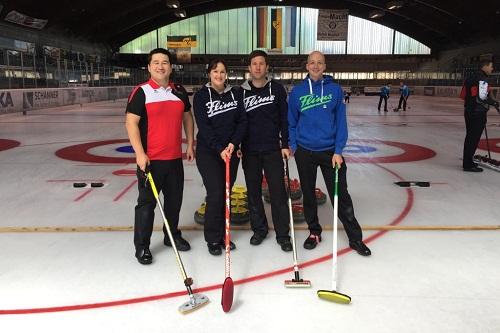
left=243, top=94, right=275, bottom=112
left=206, top=100, right=238, bottom=118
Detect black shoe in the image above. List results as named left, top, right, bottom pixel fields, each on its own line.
left=463, top=166, right=483, bottom=172
left=135, top=248, right=153, bottom=265
left=277, top=239, right=293, bottom=252
left=164, top=235, right=191, bottom=251
left=219, top=240, right=236, bottom=250
left=250, top=233, right=266, bottom=245
left=303, top=234, right=321, bottom=250
left=349, top=241, right=371, bottom=256
left=207, top=242, right=222, bottom=256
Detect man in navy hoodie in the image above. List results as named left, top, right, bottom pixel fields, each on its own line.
left=288, top=51, right=371, bottom=256
left=240, top=50, right=292, bottom=252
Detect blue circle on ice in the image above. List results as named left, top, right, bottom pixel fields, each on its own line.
left=343, top=145, right=376, bottom=153
left=116, top=145, right=135, bottom=153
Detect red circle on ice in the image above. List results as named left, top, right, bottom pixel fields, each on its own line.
left=345, top=139, right=436, bottom=163
left=0, top=139, right=21, bottom=152
left=55, top=139, right=192, bottom=163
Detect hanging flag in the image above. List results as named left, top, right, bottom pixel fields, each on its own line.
left=256, top=7, right=268, bottom=48
left=4, top=10, right=48, bottom=29
left=285, top=7, right=297, bottom=47
left=271, top=8, right=282, bottom=49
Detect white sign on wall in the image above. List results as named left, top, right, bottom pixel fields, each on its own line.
left=317, top=9, right=349, bottom=41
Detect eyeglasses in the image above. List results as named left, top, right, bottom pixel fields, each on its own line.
left=308, top=62, right=325, bottom=66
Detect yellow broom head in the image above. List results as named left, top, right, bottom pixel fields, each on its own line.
left=317, top=290, right=351, bottom=304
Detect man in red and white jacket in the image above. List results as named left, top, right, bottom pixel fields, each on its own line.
left=126, top=48, right=194, bottom=264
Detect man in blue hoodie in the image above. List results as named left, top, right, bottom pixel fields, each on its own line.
left=395, top=81, right=410, bottom=111
left=378, top=83, right=391, bottom=112
left=241, top=50, right=292, bottom=252
left=288, top=51, right=371, bottom=256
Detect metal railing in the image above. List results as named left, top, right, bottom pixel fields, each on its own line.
left=0, top=48, right=149, bottom=89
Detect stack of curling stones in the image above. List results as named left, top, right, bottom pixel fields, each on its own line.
left=194, top=185, right=250, bottom=225
left=261, top=175, right=326, bottom=223
left=262, top=175, right=326, bottom=205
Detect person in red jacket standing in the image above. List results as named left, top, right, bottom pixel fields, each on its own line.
left=462, top=59, right=499, bottom=172
left=126, top=48, right=194, bottom=265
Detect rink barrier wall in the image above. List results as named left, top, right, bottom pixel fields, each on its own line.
left=0, top=86, right=135, bottom=114
left=1, top=85, right=498, bottom=115
left=0, top=85, right=199, bottom=115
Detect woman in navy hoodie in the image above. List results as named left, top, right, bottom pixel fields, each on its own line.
left=193, top=59, right=247, bottom=255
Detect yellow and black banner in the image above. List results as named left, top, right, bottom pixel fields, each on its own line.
left=166, top=35, right=197, bottom=48
left=271, top=8, right=282, bottom=49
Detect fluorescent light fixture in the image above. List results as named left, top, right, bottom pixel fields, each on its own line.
left=174, top=9, right=186, bottom=18
left=369, top=10, right=385, bottom=19
left=386, top=1, right=403, bottom=10
left=166, top=0, right=180, bottom=9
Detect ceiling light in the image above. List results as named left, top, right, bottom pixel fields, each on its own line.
left=369, top=10, right=385, bottom=19
left=386, top=1, right=403, bottom=10
left=166, top=0, right=180, bottom=9
left=174, top=9, right=187, bottom=18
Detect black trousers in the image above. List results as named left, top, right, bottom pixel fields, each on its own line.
left=378, top=95, right=388, bottom=110
left=294, top=146, right=363, bottom=242
left=397, top=95, right=409, bottom=110
left=242, top=150, right=290, bottom=241
left=134, top=159, right=184, bottom=251
left=196, top=150, right=239, bottom=244
left=463, top=111, right=487, bottom=168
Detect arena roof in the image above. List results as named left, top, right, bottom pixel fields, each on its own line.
left=2, top=0, right=499, bottom=51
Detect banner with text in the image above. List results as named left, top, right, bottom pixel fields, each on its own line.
left=317, top=9, right=349, bottom=41
left=167, top=35, right=197, bottom=48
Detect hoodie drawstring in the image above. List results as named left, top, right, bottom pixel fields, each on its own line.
left=209, top=86, right=235, bottom=104
left=207, top=86, right=213, bottom=104
left=321, top=80, right=324, bottom=102
left=307, top=78, right=324, bottom=102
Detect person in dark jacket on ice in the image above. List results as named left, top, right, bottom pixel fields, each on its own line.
left=461, top=59, right=499, bottom=172
left=240, top=50, right=292, bottom=252
left=193, top=58, right=247, bottom=255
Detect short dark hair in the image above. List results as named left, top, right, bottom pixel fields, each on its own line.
left=479, top=59, right=493, bottom=69
left=148, top=48, right=171, bottom=64
left=207, top=58, right=227, bottom=74
left=248, top=50, right=268, bottom=65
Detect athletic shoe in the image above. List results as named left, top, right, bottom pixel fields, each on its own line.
left=277, top=239, right=293, bottom=252
left=135, top=248, right=153, bottom=265
left=303, top=234, right=321, bottom=250
left=349, top=240, right=371, bottom=256
left=219, top=240, right=236, bottom=250
left=207, top=242, right=222, bottom=256
left=250, top=233, right=266, bottom=245
left=164, top=235, right=191, bottom=251
left=463, top=166, right=483, bottom=172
